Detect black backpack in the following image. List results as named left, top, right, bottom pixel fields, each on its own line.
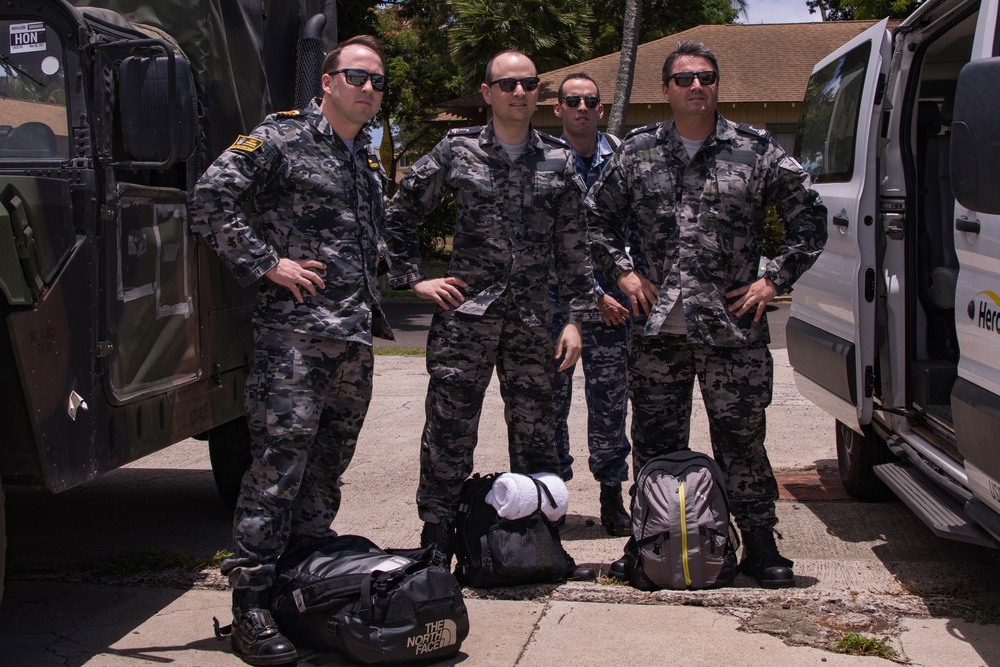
left=620, top=451, right=739, bottom=590
left=269, top=534, right=469, bottom=664
left=453, top=473, right=572, bottom=588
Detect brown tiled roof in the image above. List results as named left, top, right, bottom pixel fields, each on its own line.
left=438, top=20, right=890, bottom=111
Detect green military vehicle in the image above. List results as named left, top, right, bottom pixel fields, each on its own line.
left=0, top=0, right=338, bottom=599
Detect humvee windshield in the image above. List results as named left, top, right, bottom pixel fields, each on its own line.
left=0, top=19, right=68, bottom=160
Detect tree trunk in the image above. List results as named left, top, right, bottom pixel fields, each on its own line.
left=607, top=0, right=642, bottom=139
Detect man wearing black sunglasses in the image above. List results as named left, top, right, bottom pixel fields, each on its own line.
left=549, top=73, right=632, bottom=537
left=383, top=50, right=598, bottom=581
left=190, top=35, right=390, bottom=666
left=587, top=41, right=827, bottom=589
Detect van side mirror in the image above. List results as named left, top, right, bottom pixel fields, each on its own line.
left=117, top=50, right=196, bottom=168
left=951, top=58, right=1000, bottom=214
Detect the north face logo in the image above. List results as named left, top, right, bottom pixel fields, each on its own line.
left=406, top=619, right=459, bottom=655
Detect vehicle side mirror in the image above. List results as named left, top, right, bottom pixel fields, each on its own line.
left=950, top=58, right=1000, bottom=214
left=117, top=52, right=196, bottom=167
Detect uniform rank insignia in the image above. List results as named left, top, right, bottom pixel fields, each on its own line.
left=230, top=135, right=263, bottom=153
left=367, top=157, right=381, bottom=170
left=276, top=110, right=302, bottom=118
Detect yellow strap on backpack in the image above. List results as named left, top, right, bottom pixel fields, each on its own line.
left=679, top=481, right=692, bottom=588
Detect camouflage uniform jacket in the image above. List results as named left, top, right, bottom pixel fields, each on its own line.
left=586, top=113, right=827, bottom=346
left=384, top=122, right=598, bottom=327
left=189, top=100, right=392, bottom=344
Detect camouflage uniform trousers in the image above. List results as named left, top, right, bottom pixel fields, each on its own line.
left=628, top=332, right=778, bottom=530
left=222, top=327, right=374, bottom=589
left=550, top=311, right=631, bottom=485
left=418, top=293, right=561, bottom=523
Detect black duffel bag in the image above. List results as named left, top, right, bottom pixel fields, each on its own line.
left=453, top=473, right=573, bottom=588
left=269, top=534, right=469, bottom=665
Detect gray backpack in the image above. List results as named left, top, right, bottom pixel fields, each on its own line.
left=621, top=450, right=738, bottom=590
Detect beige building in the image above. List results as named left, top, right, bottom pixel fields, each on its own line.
left=431, top=20, right=892, bottom=151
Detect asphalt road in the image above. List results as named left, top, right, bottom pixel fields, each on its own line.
left=376, top=299, right=790, bottom=350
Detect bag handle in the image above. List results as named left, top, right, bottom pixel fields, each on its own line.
left=529, top=476, right=558, bottom=513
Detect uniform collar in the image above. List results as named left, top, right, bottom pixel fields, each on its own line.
left=481, top=120, right=542, bottom=155
left=658, top=112, right=735, bottom=156
left=305, top=98, right=372, bottom=153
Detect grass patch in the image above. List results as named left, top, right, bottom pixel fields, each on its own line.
left=87, top=548, right=232, bottom=577
left=834, top=632, right=899, bottom=660
left=374, top=347, right=425, bottom=356
left=935, top=598, right=1000, bottom=625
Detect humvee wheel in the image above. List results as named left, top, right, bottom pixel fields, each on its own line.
left=836, top=420, right=895, bottom=501
left=208, top=417, right=253, bottom=511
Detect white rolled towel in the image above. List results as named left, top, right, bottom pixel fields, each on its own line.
left=485, top=472, right=569, bottom=522
left=529, top=472, right=569, bottom=522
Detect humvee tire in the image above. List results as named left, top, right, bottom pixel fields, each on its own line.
left=208, top=417, right=253, bottom=511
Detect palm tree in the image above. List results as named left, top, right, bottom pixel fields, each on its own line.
left=448, top=0, right=593, bottom=90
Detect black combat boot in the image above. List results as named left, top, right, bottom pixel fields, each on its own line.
left=739, top=527, right=795, bottom=589
left=599, top=483, right=632, bottom=537
left=420, top=520, right=454, bottom=569
left=230, top=589, right=297, bottom=666
left=564, top=552, right=597, bottom=581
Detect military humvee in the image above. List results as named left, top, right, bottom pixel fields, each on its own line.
left=0, top=0, right=338, bottom=599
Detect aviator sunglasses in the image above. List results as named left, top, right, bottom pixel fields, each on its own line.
left=488, top=76, right=541, bottom=92
left=328, top=68, right=387, bottom=92
left=667, top=70, right=718, bottom=87
left=560, top=95, right=600, bottom=109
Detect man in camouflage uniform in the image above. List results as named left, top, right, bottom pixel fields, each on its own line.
left=189, top=36, right=390, bottom=665
left=588, top=42, right=827, bottom=588
left=383, top=51, right=597, bottom=580
left=548, top=72, right=632, bottom=536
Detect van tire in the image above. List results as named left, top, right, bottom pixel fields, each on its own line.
left=208, top=417, right=253, bottom=511
left=835, top=420, right=895, bottom=501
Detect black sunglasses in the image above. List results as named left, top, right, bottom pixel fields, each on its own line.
left=667, top=70, right=718, bottom=87
left=328, top=68, right=387, bottom=92
left=488, top=77, right=540, bottom=93
left=561, top=95, right=600, bottom=109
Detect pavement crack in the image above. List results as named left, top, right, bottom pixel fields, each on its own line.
left=513, top=600, right=552, bottom=666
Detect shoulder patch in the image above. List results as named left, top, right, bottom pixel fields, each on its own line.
left=625, top=122, right=659, bottom=139
left=275, top=110, right=302, bottom=118
left=448, top=126, right=482, bottom=137
left=367, top=156, right=381, bottom=170
left=736, top=122, right=771, bottom=141
left=229, top=135, right=263, bottom=153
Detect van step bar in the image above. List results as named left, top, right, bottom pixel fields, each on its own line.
left=874, top=462, right=995, bottom=548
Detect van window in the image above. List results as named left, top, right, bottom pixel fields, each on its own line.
left=795, top=40, right=872, bottom=183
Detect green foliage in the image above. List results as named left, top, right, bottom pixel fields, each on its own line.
left=591, top=0, right=740, bottom=56
left=377, top=2, right=462, bottom=182
left=834, top=632, right=900, bottom=659
left=417, top=195, right=457, bottom=259
left=763, top=205, right=785, bottom=259
left=448, top=0, right=594, bottom=90
left=808, top=0, right=920, bottom=20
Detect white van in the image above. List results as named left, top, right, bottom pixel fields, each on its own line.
left=788, top=0, right=1000, bottom=547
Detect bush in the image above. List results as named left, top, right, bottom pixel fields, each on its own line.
left=418, top=195, right=456, bottom=260
left=763, top=204, right=785, bottom=259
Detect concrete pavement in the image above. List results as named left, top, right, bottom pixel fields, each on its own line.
left=2, top=351, right=999, bottom=666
